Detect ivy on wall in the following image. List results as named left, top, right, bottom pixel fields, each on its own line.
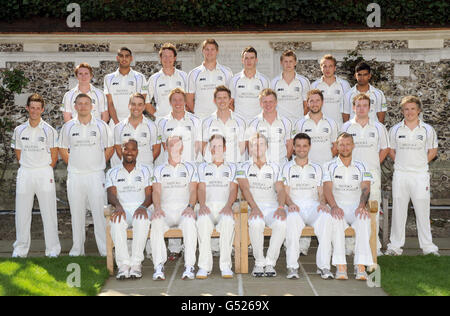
left=1, top=0, right=448, bottom=27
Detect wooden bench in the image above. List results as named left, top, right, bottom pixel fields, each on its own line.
left=104, top=205, right=244, bottom=276
left=237, top=200, right=379, bottom=273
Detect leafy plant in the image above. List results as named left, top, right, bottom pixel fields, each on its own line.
left=0, top=69, right=29, bottom=182
left=341, top=49, right=389, bottom=86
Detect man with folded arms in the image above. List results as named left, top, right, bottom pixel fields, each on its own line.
left=107, top=139, right=152, bottom=280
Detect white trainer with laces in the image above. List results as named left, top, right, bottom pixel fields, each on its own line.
left=152, top=264, right=165, bottom=281
left=251, top=265, right=265, bottom=277
left=129, top=265, right=142, bottom=279
left=182, top=266, right=195, bottom=280
left=286, top=268, right=299, bottom=279
left=196, top=268, right=210, bottom=279
left=116, top=265, right=130, bottom=280
left=264, top=265, right=277, bottom=277
left=221, top=268, right=234, bottom=279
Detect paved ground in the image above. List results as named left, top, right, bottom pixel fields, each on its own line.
left=1, top=237, right=449, bottom=296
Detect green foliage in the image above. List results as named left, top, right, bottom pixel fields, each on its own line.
left=341, top=49, right=388, bottom=86
left=0, top=0, right=447, bottom=27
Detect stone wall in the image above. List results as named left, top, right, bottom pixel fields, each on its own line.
left=0, top=31, right=448, bottom=209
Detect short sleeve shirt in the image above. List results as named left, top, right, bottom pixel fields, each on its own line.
left=311, top=76, right=350, bottom=127
left=245, top=113, right=292, bottom=164
left=201, top=111, right=246, bottom=163
left=187, top=63, right=233, bottom=119
left=197, top=161, right=237, bottom=205
left=230, top=70, right=270, bottom=121
left=282, top=160, right=323, bottom=202
left=62, top=84, right=107, bottom=120
left=292, top=114, right=338, bottom=166
left=105, top=163, right=152, bottom=210
left=341, top=118, right=389, bottom=172
left=156, top=112, right=202, bottom=163
left=271, top=73, right=310, bottom=121
left=323, top=157, right=372, bottom=204
left=11, top=120, right=58, bottom=169
left=103, top=68, right=147, bottom=121
left=146, top=69, right=188, bottom=118
left=342, top=85, right=387, bottom=122
left=59, top=117, right=114, bottom=173
left=236, top=160, right=283, bottom=208
left=114, top=116, right=159, bottom=166
left=389, top=120, right=438, bottom=173
left=152, top=161, right=198, bottom=208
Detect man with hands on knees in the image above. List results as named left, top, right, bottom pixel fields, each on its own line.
left=196, top=134, right=238, bottom=279
left=237, top=133, right=287, bottom=278
left=283, top=133, right=336, bottom=280
left=323, top=132, right=374, bottom=281
left=107, top=139, right=153, bottom=280
left=150, top=135, right=199, bottom=281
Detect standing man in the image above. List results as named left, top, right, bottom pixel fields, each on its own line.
left=311, top=54, right=351, bottom=128
left=145, top=43, right=187, bottom=118
left=202, top=85, right=246, bottom=164
left=62, top=62, right=109, bottom=123
left=246, top=88, right=293, bottom=165
left=342, top=62, right=387, bottom=124
left=293, top=89, right=338, bottom=167
left=150, top=135, right=199, bottom=280
left=186, top=39, right=233, bottom=119
left=196, top=134, right=238, bottom=279
left=271, top=50, right=310, bottom=121
left=237, top=133, right=287, bottom=277
left=230, top=46, right=270, bottom=122
left=323, top=132, right=374, bottom=281
left=11, top=94, right=61, bottom=258
left=59, top=94, right=114, bottom=257
left=114, top=93, right=160, bottom=167
left=341, top=93, right=389, bottom=255
left=386, top=96, right=439, bottom=256
left=157, top=88, right=203, bottom=165
left=107, top=140, right=152, bottom=280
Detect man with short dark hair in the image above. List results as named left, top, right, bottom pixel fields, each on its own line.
left=12, top=94, right=61, bottom=258
left=59, top=93, right=114, bottom=257
left=230, top=46, right=270, bottom=122
left=107, top=139, right=153, bottom=280
left=342, top=62, right=387, bottom=124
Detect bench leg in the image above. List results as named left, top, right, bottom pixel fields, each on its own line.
left=106, top=224, right=114, bottom=276
left=234, top=213, right=241, bottom=274
left=240, top=207, right=249, bottom=274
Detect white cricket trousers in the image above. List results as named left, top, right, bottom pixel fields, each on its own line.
left=14, top=166, right=61, bottom=257
left=150, top=205, right=197, bottom=268
left=332, top=202, right=374, bottom=266
left=249, top=204, right=287, bottom=268
left=110, top=205, right=150, bottom=268
left=197, top=202, right=235, bottom=272
left=67, top=171, right=107, bottom=256
left=286, top=200, right=334, bottom=270
left=388, top=171, right=438, bottom=254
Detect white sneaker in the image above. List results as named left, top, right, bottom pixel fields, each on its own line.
left=221, top=268, right=234, bottom=279
left=182, top=266, right=195, bottom=280
left=286, top=268, right=299, bottom=279
left=424, top=251, right=440, bottom=257
left=251, top=265, right=265, bottom=277
left=317, top=268, right=334, bottom=280
left=196, top=268, right=210, bottom=279
left=385, top=248, right=401, bottom=256
left=116, top=265, right=130, bottom=280
left=152, top=264, right=165, bottom=281
left=264, top=265, right=277, bottom=277
left=129, top=265, right=142, bottom=279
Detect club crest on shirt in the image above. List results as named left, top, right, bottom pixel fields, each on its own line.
left=416, top=135, right=424, bottom=141
left=322, top=128, right=329, bottom=133
left=352, top=175, right=359, bottom=180
left=309, top=174, right=315, bottom=179
left=135, top=176, right=142, bottom=182
left=335, top=90, right=340, bottom=94
left=176, top=81, right=182, bottom=86
left=89, top=131, right=97, bottom=137
left=254, top=85, right=260, bottom=90
left=179, top=172, right=187, bottom=177
left=128, top=81, right=135, bottom=86
left=205, top=172, right=213, bottom=176
left=223, top=172, right=230, bottom=178
left=38, top=137, right=45, bottom=142
left=369, top=132, right=376, bottom=138
left=217, top=76, right=223, bottom=81
left=294, top=87, right=300, bottom=92
left=159, top=83, right=166, bottom=88
left=264, top=173, right=272, bottom=179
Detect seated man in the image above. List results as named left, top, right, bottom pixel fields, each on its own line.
left=197, top=134, right=238, bottom=279
left=106, top=139, right=153, bottom=280
left=323, top=132, right=374, bottom=281
left=150, top=135, right=198, bottom=281
left=237, top=133, right=287, bottom=278
left=283, top=133, right=336, bottom=280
